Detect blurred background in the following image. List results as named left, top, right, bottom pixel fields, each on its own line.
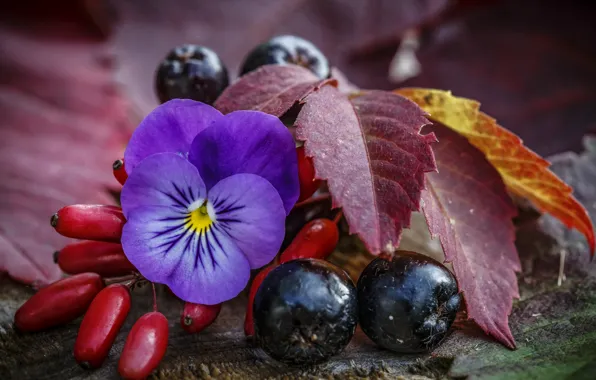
left=1, top=0, right=595, bottom=286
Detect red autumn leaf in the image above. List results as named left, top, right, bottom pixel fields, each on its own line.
left=295, top=87, right=437, bottom=254
left=214, top=65, right=333, bottom=116
left=396, top=88, right=595, bottom=256
left=421, top=124, right=520, bottom=349
left=0, top=4, right=132, bottom=286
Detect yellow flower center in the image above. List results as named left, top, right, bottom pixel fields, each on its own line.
left=186, top=202, right=213, bottom=232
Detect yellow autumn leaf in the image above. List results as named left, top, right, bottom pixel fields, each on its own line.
left=396, top=88, right=595, bottom=255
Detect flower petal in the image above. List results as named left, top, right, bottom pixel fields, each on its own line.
left=124, top=99, right=223, bottom=173
left=188, top=110, right=299, bottom=214
left=121, top=205, right=196, bottom=282
left=120, top=153, right=206, bottom=218
left=209, top=173, right=286, bottom=269
left=167, top=225, right=251, bottom=305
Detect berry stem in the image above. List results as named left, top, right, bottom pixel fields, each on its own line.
left=332, top=210, right=343, bottom=225
left=293, top=193, right=330, bottom=209
left=104, top=274, right=137, bottom=286
left=151, top=283, right=158, bottom=312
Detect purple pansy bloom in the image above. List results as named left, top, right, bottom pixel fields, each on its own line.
left=120, top=99, right=299, bottom=305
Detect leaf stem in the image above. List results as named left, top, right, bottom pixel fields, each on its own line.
left=293, top=193, right=330, bottom=209
left=332, top=209, right=343, bottom=225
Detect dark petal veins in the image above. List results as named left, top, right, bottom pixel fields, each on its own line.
left=203, top=229, right=218, bottom=271
left=193, top=230, right=206, bottom=270
left=173, top=182, right=192, bottom=205
left=217, top=204, right=245, bottom=215
left=216, top=218, right=242, bottom=224
left=157, top=215, right=189, bottom=222
left=157, top=189, right=188, bottom=209
left=153, top=222, right=187, bottom=239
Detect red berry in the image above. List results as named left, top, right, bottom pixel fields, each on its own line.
left=14, top=273, right=104, bottom=332
left=51, top=205, right=125, bottom=242
left=118, top=312, right=169, bottom=380
left=244, top=265, right=276, bottom=337
left=180, top=302, right=221, bottom=333
left=56, top=240, right=136, bottom=277
left=74, top=284, right=131, bottom=368
left=279, top=218, right=339, bottom=263
left=113, top=159, right=128, bottom=186
left=297, top=146, right=321, bottom=202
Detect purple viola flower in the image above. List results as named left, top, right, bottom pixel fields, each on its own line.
left=120, top=100, right=299, bottom=305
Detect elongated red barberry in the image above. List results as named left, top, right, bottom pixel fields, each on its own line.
left=51, top=205, right=125, bottom=242
left=244, top=265, right=276, bottom=337
left=279, top=218, right=339, bottom=263
left=180, top=302, right=221, bottom=334
left=14, top=273, right=104, bottom=332
left=113, top=159, right=128, bottom=186
left=55, top=240, right=136, bottom=277
left=74, top=284, right=131, bottom=368
left=297, top=146, right=321, bottom=202
left=118, top=312, right=169, bottom=380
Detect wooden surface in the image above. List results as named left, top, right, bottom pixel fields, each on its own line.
left=1, top=141, right=596, bottom=379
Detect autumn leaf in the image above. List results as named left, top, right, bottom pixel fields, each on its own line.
left=396, top=88, right=595, bottom=256
left=295, top=87, right=437, bottom=254
left=422, top=124, right=520, bottom=349
left=0, top=4, right=132, bottom=286
left=215, top=65, right=334, bottom=116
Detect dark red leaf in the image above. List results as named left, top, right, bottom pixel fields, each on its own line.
left=215, top=65, right=333, bottom=116
left=421, top=124, right=520, bottom=349
left=0, top=4, right=131, bottom=286
left=295, top=87, right=436, bottom=254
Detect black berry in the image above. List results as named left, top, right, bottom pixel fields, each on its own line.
left=155, top=44, right=229, bottom=105
left=253, top=259, right=357, bottom=365
left=239, top=35, right=330, bottom=79
left=357, top=251, right=461, bottom=353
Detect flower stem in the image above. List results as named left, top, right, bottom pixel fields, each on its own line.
left=293, top=193, right=330, bottom=209
left=151, top=282, right=158, bottom=312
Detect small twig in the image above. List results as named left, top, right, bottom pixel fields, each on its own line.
left=293, top=193, right=330, bottom=209
left=332, top=209, right=343, bottom=225
left=558, top=249, right=567, bottom=286
left=151, top=282, right=158, bottom=312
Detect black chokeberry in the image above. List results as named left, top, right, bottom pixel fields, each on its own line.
left=357, top=251, right=461, bottom=353
left=239, top=35, right=330, bottom=79
left=155, top=44, right=229, bottom=105
left=253, top=259, right=357, bottom=365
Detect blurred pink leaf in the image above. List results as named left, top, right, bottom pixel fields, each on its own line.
left=108, top=0, right=449, bottom=117
left=0, top=2, right=132, bottom=285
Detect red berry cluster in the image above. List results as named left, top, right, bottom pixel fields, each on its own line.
left=14, top=147, right=333, bottom=376
left=14, top=158, right=221, bottom=379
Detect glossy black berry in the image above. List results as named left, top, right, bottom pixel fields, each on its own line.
left=155, top=44, right=229, bottom=105
left=357, top=251, right=461, bottom=353
left=239, top=35, right=330, bottom=79
left=253, top=259, right=357, bottom=365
